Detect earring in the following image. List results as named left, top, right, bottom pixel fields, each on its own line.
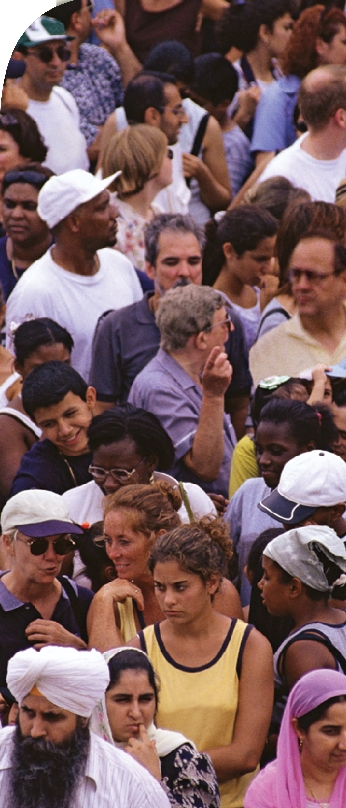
left=298, top=737, right=303, bottom=751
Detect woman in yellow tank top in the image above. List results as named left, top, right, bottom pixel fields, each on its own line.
left=128, top=519, right=274, bottom=808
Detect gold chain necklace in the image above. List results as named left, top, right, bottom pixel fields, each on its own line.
left=303, top=776, right=329, bottom=807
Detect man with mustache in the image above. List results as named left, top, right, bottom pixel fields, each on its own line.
left=90, top=213, right=252, bottom=441
left=0, top=645, right=170, bottom=808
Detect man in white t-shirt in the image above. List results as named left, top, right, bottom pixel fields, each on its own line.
left=15, top=15, right=89, bottom=174
left=258, top=64, right=346, bottom=201
left=6, top=169, right=142, bottom=380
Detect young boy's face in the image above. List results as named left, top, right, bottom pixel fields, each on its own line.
left=33, top=388, right=96, bottom=456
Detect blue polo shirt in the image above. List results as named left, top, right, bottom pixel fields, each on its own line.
left=0, top=573, right=93, bottom=688
left=129, top=348, right=236, bottom=497
left=251, top=74, right=301, bottom=154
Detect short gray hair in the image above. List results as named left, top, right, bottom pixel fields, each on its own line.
left=144, top=213, right=205, bottom=267
left=156, top=285, right=224, bottom=352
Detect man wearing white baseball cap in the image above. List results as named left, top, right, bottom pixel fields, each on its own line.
left=6, top=169, right=143, bottom=380
left=258, top=449, right=346, bottom=536
left=0, top=489, right=93, bottom=690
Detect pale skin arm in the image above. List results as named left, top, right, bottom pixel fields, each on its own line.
left=25, top=620, right=87, bottom=650
left=307, top=363, right=331, bottom=405
left=93, top=9, right=142, bottom=89
left=87, top=579, right=144, bottom=651
left=206, top=629, right=273, bottom=780
left=183, top=346, right=233, bottom=481
left=182, top=117, right=232, bottom=212
left=228, top=152, right=274, bottom=209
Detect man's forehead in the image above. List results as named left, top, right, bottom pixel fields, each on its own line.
left=27, top=39, right=67, bottom=50
left=81, top=189, right=109, bottom=211
left=21, top=693, right=64, bottom=712
left=157, top=229, right=202, bottom=258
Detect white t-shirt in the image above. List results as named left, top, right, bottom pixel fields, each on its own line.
left=28, top=86, right=89, bottom=174
left=6, top=248, right=143, bottom=381
left=258, top=132, right=346, bottom=202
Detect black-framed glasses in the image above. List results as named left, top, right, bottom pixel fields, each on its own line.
left=3, top=169, right=48, bottom=190
left=88, top=457, right=146, bottom=484
left=16, top=535, right=75, bottom=556
left=27, top=46, right=70, bottom=64
left=289, top=268, right=336, bottom=285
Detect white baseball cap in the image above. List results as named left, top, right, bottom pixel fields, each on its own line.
left=1, top=490, right=83, bottom=537
left=37, top=169, right=121, bottom=229
left=258, top=450, right=346, bottom=525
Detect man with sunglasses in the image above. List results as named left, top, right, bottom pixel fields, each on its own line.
left=15, top=16, right=89, bottom=174
left=0, top=489, right=93, bottom=690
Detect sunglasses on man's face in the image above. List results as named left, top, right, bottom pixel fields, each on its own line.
left=28, top=46, right=70, bottom=64
left=16, top=535, right=76, bottom=556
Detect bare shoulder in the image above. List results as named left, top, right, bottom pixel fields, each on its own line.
left=213, top=578, right=243, bottom=619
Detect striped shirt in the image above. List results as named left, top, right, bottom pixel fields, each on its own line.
left=0, top=727, right=170, bottom=808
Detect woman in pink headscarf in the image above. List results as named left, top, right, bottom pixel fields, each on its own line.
left=245, top=668, right=346, bottom=808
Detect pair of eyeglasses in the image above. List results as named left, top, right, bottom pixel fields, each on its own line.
left=88, top=457, right=146, bottom=484
left=289, top=268, right=336, bottom=285
left=4, top=169, right=48, bottom=189
left=205, top=316, right=232, bottom=334
left=16, top=535, right=75, bottom=556
left=27, top=46, right=70, bottom=64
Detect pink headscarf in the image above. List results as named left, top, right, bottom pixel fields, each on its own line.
left=245, top=669, right=346, bottom=808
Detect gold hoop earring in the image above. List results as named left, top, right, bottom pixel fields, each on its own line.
left=299, top=737, right=303, bottom=751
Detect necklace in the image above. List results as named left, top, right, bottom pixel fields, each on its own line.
left=58, top=452, right=78, bottom=487
left=303, top=775, right=330, bottom=807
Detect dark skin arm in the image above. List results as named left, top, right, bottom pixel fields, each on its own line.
left=283, top=639, right=338, bottom=692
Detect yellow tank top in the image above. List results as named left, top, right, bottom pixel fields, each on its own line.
left=140, top=619, right=256, bottom=808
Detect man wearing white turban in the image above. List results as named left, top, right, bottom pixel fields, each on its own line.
left=0, top=645, right=170, bottom=808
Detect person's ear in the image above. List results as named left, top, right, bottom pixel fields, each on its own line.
left=288, top=577, right=302, bottom=599
left=258, top=23, right=271, bottom=46
left=146, top=454, right=159, bottom=475
left=206, top=574, right=221, bottom=596
left=86, top=386, right=97, bottom=410
left=70, top=10, right=82, bottom=33
left=291, top=716, right=302, bottom=741
left=244, top=564, right=254, bottom=586
left=2, top=534, right=15, bottom=556
left=329, top=503, right=346, bottom=522
left=145, top=261, right=156, bottom=280
left=144, top=107, right=161, bottom=127
left=195, top=329, right=209, bottom=351
left=222, top=242, right=235, bottom=263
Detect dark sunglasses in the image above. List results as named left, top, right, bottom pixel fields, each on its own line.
left=16, top=535, right=75, bottom=556
left=4, top=169, right=48, bottom=189
left=28, top=46, right=70, bottom=64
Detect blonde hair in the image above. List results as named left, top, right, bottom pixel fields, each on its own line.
left=103, top=124, right=168, bottom=197
left=103, top=482, right=182, bottom=543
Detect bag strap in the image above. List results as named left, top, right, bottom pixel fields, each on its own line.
left=186, top=112, right=210, bottom=188
left=256, top=306, right=291, bottom=340
left=179, top=482, right=194, bottom=523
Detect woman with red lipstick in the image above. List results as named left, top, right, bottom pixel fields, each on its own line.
left=91, top=647, right=220, bottom=808
left=129, top=519, right=273, bottom=808
left=87, top=483, right=243, bottom=650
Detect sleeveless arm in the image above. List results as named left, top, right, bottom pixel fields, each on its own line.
left=206, top=628, right=273, bottom=780
left=283, top=637, right=339, bottom=692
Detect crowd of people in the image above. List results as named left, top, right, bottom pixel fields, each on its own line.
left=3, top=0, right=346, bottom=806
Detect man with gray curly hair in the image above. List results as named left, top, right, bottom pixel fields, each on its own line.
left=128, top=285, right=236, bottom=497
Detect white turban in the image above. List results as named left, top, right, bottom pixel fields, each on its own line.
left=7, top=646, right=110, bottom=717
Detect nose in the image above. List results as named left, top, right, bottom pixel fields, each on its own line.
left=30, top=717, right=47, bottom=738
left=109, top=201, right=119, bottom=219
left=50, top=50, right=64, bottom=66
left=178, top=261, right=191, bottom=277
left=129, top=700, right=142, bottom=720
left=163, top=587, right=177, bottom=608
left=102, top=476, right=121, bottom=496
left=258, top=450, right=271, bottom=468
left=10, top=204, right=24, bottom=218
left=43, top=541, right=60, bottom=561
left=57, top=419, right=72, bottom=437
left=258, top=576, right=265, bottom=591
left=295, top=271, right=311, bottom=291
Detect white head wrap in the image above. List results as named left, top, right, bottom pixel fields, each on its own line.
left=91, top=647, right=193, bottom=757
left=7, top=646, right=110, bottom=717
left=265, top=524, right=346, bottom=592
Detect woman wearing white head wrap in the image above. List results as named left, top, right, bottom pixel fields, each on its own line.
left=259, top=524, right=346, bottom=735
left=7, top=646, right=110, bottom=717
left=91, top=647, right=220, bottom=808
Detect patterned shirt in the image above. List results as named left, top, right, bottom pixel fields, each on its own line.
left=61, top=43, right=123, bottom=145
